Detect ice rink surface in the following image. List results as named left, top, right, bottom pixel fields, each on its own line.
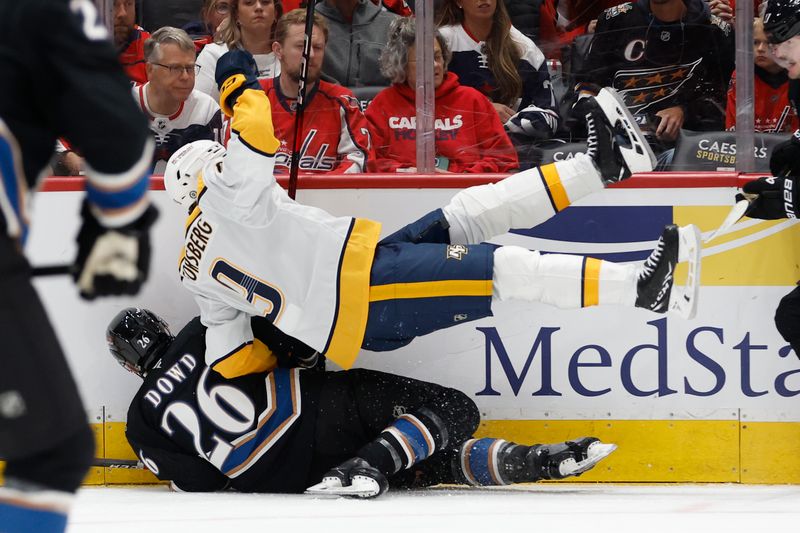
left=69, top=484, right=800, bottom=533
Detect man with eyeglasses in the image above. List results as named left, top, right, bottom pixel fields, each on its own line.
left=135, top=27, right=223, bottom=173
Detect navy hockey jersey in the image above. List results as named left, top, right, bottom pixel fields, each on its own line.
left=125, top=317, right=323, bottom=493
left=580, top=0, right=734, bottom=130
left=0, top=0, right=152, bottom=242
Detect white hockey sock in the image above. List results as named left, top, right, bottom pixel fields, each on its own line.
left=443, top=153, right=603, bottom=245
left=492, top=246, right=638, bottom=308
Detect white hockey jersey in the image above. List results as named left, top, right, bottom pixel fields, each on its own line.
left=134, top=83, right=223, bottom=173
left=439, top=24, right=559, bottom=138
left=194, top=43, right=281, bottom=103
left=179, top=83, right=381, bottom=378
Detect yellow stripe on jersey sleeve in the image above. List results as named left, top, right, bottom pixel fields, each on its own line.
left=324, top=218, right=382, bottom=371
left=212, top=338, right=278, bottom=379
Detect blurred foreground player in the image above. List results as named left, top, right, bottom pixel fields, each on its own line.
left=740, top=0, right=800, bottom=357
left=109, top=308, right=616, bottom=498
left=163, top=49, right=702, bottom=381
left=0, top=1, right=157, bottom=531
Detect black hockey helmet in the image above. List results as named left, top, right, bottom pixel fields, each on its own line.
left=106, top=308, right=173, bottom=377
left=763, top=0, right=800, bottom=43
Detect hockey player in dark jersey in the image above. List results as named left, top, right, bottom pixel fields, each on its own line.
left=110, top=308, right=616, bottom=498
left=575, top=0, right=734, bottom=145
left=0, top=1, right=157, bottom=531
left=745, top=0, right=800, bottom=358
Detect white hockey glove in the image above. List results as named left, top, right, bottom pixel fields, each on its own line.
left=73, top=200, right=158, bottom=300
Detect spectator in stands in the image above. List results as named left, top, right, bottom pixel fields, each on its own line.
left=141, top=0, right=207, bottom=32
left=436, top=0, right=560, bottom=143
left=316, top=0, right=399, bottom=86
left=261, top=9, right=372, bottom=173
left=726, top=17, right=799, bottom=132
left=367, top=17, right=519, bottom=173
left=195, top=0, right=283, bottom=102
left=115, top=0, right=150, bottom=84
left=138, top=27, right=223, bottom=172
left=503, top=0, right=568, bottom=59
left=183, top=0, right=231, bottom=54
left=574, top=0, right=734, bottom=149
left=706, top=0, right=764, bottom=23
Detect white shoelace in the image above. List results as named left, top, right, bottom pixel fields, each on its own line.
left=585, top=113, right=598, bottom=157
left=639, top=237, right=664, bottom=281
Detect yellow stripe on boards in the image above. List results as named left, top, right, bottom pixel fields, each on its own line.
left=369, top=279, right=493, bottom=302
left=582, top=257, right=601, bottom=307
left=540, top=163, right=570, bottom=212
left=72, top=419, right=800, bottom=485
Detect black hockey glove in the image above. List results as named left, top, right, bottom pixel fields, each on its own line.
left=73, top=200, right=158, bottom=300
left=737, top=176, right=799, bottom=220
left=770, top=129, right=800, bottom=177
left=215, top=48, right=261, bottom=116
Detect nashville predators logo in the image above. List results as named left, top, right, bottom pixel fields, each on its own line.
left=446, top=244, right=468, bottom=260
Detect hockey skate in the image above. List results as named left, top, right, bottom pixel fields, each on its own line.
left=502, top=437, right=617, bottom=483
left=635, top=224, right=702, bottom=320
left=584, top=87, right=657, bottom=184
left=305, top=457, right=389, bottom=499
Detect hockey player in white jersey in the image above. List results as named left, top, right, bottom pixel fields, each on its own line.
left=164, top=49, right=702, bottom=379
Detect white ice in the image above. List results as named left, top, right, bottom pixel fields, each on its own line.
left=69, top=484, right=800, bottom=533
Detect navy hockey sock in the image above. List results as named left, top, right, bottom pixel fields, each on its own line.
left=454, top=438, right=518, bottom=486
left=356, top=407, right=450, bottom=476
left=0, top=482, right=72, bottom=533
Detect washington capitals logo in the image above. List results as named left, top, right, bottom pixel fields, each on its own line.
left=613, top=58, right=702, bottom=114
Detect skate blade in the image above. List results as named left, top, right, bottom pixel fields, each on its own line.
left=559, top=442, right=618, bottom=477
left=669, top=224, right=702, bottom=320
left=305, top=475, right=382, bottom=499
left=594, top=88, right=657, bottom=174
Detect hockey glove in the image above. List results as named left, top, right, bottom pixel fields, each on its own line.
left=770, top=129, right=800, bottom=177
left=73, top=200, right=158, bottom=300
left=737, top=176, right=799, bottom=220
left=215, top=49, right=261, bottom=116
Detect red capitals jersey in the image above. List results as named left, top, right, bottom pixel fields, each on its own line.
left=259, top=78, right=372, bottom=173
left=726, top=68, right=799, bottom=133
left=119, top=25, right=150, bottom=85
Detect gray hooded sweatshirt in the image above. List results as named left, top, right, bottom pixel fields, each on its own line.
left=317, top=0, right=399, bottom=87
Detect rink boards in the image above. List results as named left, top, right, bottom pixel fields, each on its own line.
left=12, top=172, right=800, bottom=484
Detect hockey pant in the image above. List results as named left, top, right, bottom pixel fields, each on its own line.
left=306, top=369, right=479, bottom=486
left=363, top=154, right=637, bottom=351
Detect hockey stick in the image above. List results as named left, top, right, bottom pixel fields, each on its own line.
left=93, top=458, right=144, bottom=469
left=0, top=456, right=143, bottom=469
left=704, top=197, right=752, bottom=243
left=31, top=264, right=72, bottom=277
left=286, top=0, right=317, bottom=200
